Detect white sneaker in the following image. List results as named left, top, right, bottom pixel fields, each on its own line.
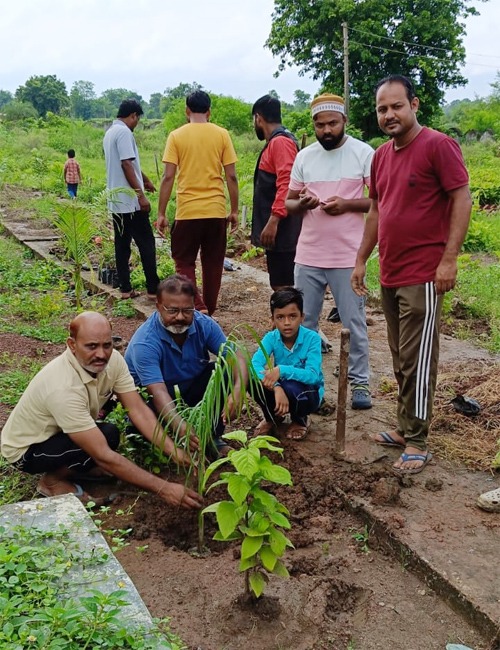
left=477, top=487, right=500, bottom=512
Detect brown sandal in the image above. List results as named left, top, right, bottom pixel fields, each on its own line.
left=121, top=290, right=141, bottom=300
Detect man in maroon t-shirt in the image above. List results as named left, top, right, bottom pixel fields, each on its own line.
left=351, top=75, right=472, bottom=475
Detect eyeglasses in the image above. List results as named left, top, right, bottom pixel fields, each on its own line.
left=161, top=306, right=195, bottom=317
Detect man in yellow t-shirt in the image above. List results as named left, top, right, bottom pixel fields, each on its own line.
left=157, top=90, right=238, bottom=315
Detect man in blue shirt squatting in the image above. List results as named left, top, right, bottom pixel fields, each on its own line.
left=251, top=287, right=324, bottom=441
left=125, top=274, right=248, bottom=456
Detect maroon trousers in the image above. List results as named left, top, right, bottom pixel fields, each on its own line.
left=170, top=218, right=227, bottom=315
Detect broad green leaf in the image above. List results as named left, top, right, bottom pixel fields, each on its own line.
left=251, top=487, right=278, bottom=511
left=201, top=502, right=221, bottom=515
left=222, top=430, right=248, bottom=444
left=272, top=560, right=290, bottom=578
left=241, top=534, right=264, bottom=559
left=249, top=570, right=267, bottom=598
left=239, top=555, right=258, bottom=572
left=249, top=438, right=283, bottom=453
left=214, top=530, right=241, bottom=542
left=205, top=478, right=228, bottom=493
left=201, top=456, right=231, bottom=491
left=260, top=462, right=292, bottom=486
left=231, top=447, right=261, bottom=479
left=227, top=474, right=251, bottom=505
left=216, top=501, right=240, bottom=539
left=269, top=512, right=291, bottom=529
left=269, top=527, right=288, bottom=556
left=259, top=545, right=278, bottom=571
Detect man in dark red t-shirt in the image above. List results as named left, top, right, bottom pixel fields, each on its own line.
left=351, top=75, right=472, bottom=475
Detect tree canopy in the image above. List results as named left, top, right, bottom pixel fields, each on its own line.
left=15, top=75, right=69, bottom=118
left=266, top=0, right=481, bottom=138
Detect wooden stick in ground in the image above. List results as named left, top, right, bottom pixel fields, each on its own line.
left=336, top=328, right=350, bottom=455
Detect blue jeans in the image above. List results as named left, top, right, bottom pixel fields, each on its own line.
left=255, top=379, right=321, bottom=427
left=66, top=183, right=78, bottom=198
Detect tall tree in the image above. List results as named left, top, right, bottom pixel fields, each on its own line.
left=266, top=0, right=481, bottom=138
left=0, top=90, right=13, bottom=109
left=97, top=88, right=143, bottom=117
left=15, top=75, right=69, bottom=117
left=70, top=80, right=97, bottom=119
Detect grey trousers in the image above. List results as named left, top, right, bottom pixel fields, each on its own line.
left=294, top=264, right=370, bottom=386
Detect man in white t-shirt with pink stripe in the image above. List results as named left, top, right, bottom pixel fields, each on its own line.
left=285, top=93, right=373, bottom=410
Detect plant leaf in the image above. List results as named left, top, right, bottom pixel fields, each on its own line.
left=251, top=487, right=278, bottom=511
left=231, top=447, right=261, bottom=479
left=259, top=545, right=278, bottom=572
left=214, top=531, right=241, bottom=542
left=269, top=512, right=291, bottom=529
left=249, top=570, right=267, bottom=598
left=249, top=438, right=283, bottom=453
left=201, top=502, right=221, bottom=515
left=226, top=474, right=251, bottom=506
left=222, top=430, right=248, bottom=444
left=239, top=555, right=258, bottom=572
left=268, top=527, right=288, bottom=555
left=260, top=462, right=292, bottom=486
left=216, top=501, right=240, bottom=539
left=201, top=456, right=231, bottom=491
left=272, top=560, right=290, bottom=578
left=241, top=534, right=264, bottom=560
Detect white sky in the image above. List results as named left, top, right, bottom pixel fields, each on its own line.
left=1, top=0, right=498, bottom=105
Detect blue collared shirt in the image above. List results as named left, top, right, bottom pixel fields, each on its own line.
left=125, top=311, right=226, bottom=392
left=251, top=325, right=324, bottom=400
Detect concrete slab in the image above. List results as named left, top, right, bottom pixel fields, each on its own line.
left=0, top=494, right=163, bottom=634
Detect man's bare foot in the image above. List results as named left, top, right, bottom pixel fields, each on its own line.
left=371, top=431, right=405, bottom=447
left=37, top=475, right=111, bottom=506
left=392, top=447, right=433, bottom=475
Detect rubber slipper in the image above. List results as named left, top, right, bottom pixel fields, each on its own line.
left=477, top=487, right=500, bottom=512
left=285, top=418, right=310, bottom=441
left=392, top=451, right=433, bottom=476
left=371, top=431, right=405, bottom=448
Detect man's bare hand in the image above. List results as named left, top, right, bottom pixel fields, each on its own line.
left=260, top=215, right=280, bottom=248
left=157, top=481, right=203, bottom=509
left=351, top=263, right=368, bottom=297
left=156, top=214, right=169, bottom=239
left=138, top=194, right=151, bottom=212
left=298, top=191, right=320, bottom=211
left=321, top=196, right=347, bottom=216
left=434, top=258, right=458, bottom=295
left=144, top=180, right=156, bottom=193
left=227, top=212, right=239, bottom=233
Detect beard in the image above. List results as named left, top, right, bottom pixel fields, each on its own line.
left=165, top=324, right=190, bottom=335
left=316, top=129, right=345, bottom=150
left=254, top=125, right=265, bottom=141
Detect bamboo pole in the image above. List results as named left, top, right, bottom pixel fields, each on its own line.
left=336, top=328, right=350, bottom=454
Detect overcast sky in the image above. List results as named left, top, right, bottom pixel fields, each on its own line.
left=1, top=0, right=499, bottom=105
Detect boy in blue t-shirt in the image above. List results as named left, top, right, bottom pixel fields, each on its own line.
left=251, top=287, right=324, bottom=440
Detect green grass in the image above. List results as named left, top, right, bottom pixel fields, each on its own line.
left=0, top=353, right=44, bottom=406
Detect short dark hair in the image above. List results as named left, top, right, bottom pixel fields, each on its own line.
left=157, top=274, right=195, bottom=300
left=375, top=75, right=416, bottom=103
left=270, top=287, right=303, bottom=315
left=252, top=95, right=282, bottom=123
left=117, top=99, right=144, bottom=118
left=186, top=90, right=211, bottom=113
left=67, top=149, right=75, bottom=158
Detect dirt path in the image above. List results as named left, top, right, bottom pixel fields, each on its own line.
left=1, top=204, right=499, bottom=648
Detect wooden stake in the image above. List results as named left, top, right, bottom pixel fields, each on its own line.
left=241, top=205, right=248, bottom=228
left=336, top=328, right=350, bottom=454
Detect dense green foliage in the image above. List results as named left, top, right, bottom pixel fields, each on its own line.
left=15, top=74, right=69, bottom=118
left=266, top=0, right=480, bottom=138
left=0, top=524, right=184, bottom=648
